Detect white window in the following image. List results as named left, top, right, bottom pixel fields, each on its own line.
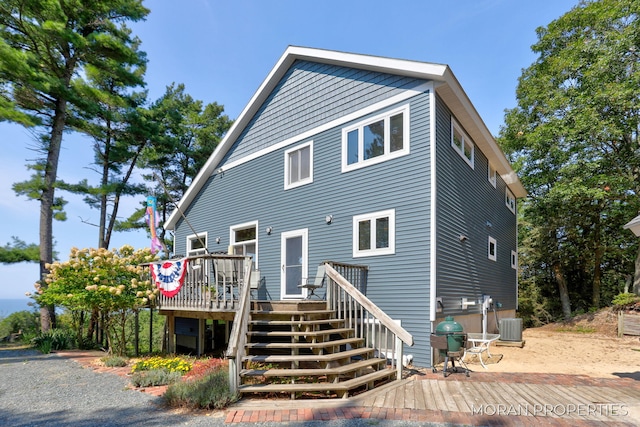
left=342, top=105, right=410, bottom=172
left=230, top=222, right=257, bottom=266
left=488, top=236, right=497, bottom=262
left=187, top=232, right=208, bottom=256
left=353, top=209, right=395, bottom=257
left=511, top=250, right=518, bottom=269
left=488, top=163, right=497, bottom=188
left=451, top=118, right=474, bottom=168
left=284, top=141, right=313, bottom=189
left=505, top=188, right=516, bottom=214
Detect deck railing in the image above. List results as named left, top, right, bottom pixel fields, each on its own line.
left=226, top=258, right=254, bottom=394
left=324, top=262, right=414, bottom=380
left=152, top=254, right=249, bottom=312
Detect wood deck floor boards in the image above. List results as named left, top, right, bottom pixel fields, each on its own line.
left=450, top=381, right=474, bottom=413
left=412, top=380, right=427, bottom=410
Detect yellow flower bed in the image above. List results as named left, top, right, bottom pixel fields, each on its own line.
left=131, top=356, right=192, bottom=374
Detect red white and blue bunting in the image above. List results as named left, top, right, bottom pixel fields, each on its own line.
left=150, top=259, right=188, bottom=298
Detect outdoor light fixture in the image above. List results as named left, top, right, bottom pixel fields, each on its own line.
left=325, top=215, right=333, bottom=224
left=265, top=226, right=273, bottom=235
left=459, top=234, right=468, bottom=242
left=486, top=221, right=492, bottom=228
left=216, top=237, right=221, bottom=244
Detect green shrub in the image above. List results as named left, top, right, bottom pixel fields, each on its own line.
left=0, top=310, right=39, bottom=338
left=164, top=369, right=238, bottom=410
left=131, top=369, right=182, bottom=387
left=101, top=355, right=128, bottom=367
left=612, top=292, right=640, bottom=307
left=32, top=329, right=75, bottom=353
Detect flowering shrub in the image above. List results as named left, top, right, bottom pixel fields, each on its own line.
left=132, top=356, right=192, bottom=374
left=36, top=245, right=157, bottom=355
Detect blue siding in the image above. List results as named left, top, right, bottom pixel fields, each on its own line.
left=434, top=95, right=518, bottom=319
left=223, top=60, right=425, bottom=164
left=176, top=86, right=433, bottom=365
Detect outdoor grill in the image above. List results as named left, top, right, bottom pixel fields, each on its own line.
left=431, top=316, right=470, bottom=377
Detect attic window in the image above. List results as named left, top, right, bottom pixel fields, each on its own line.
left=451, top=118, right=474, bottom=168
left=342, top=105, right=410, bottom=172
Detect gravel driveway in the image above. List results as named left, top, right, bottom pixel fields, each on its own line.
left=0, top=349, right=438, bottom=427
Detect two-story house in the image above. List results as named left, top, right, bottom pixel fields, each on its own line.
left=161, top=46, right=526, bottom=372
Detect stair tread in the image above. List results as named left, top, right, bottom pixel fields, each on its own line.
left=246, top=337, right=363, bottom=350
left=243, top=347, right=373, bottom=363
left=250, top=318, right=344, bottom=326
left=251, top=309, right=335, bottom=316
left=248, top=327, right=353, bottom=337
left=238, top=369, right=396, bottom=393
left=241, top=357, right=387, bottom=377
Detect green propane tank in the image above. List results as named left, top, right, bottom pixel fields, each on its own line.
left=435, top=316, right=464, bottom=353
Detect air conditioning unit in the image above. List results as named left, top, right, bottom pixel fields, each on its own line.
left=499, top=318, right=523, bottom=341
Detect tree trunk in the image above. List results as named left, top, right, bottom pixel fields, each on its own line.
left=38, top=98, right=68, bottom=331
left=592, top=247, right=603, bottom=308
left=552, top=262, right=572, bottom=320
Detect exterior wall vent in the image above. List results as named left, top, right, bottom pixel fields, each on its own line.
left=499, top=318, right=523, bottom=341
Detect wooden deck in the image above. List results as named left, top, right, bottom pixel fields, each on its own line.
left=231, top=370, right=640, bottom=424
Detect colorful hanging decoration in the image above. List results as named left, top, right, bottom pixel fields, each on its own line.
left=150, top=259, right=188, bottom=298
left=145, top=196, right=163, bottom=254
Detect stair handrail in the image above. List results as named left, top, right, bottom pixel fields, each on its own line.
left=324, top=263, right=413, bottom=346
left=225, top=256, right=253, bottom=393
left=324, top=263, right=413, bottom=380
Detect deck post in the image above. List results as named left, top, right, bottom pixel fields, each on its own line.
left=167, top=313, right=175, bottom=353
left=396, top=334, right=403, bottom=380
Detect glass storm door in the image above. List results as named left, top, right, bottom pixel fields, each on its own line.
left=281, top=229, right=308, bottom=299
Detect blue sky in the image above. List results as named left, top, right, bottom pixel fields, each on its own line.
left=0, top=0, right=578, bottom=300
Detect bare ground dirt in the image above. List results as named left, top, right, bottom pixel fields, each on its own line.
left=462, top=309, right=640, bottom=379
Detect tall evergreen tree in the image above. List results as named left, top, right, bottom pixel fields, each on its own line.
left=0, top=0, right=149, bottom=330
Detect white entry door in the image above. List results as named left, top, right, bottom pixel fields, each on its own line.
left=281, top=228, right=308, bottom=299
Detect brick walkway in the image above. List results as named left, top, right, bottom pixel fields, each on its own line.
left=56, top=351, right=640, bottom=426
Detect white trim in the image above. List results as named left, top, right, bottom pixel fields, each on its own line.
left=284, top=140, right=313, bottom=190
left=511, top=250, right=518, bottom=270
left=229, top=221, right=258, bottom=268
left=186, top=232, right=208, bottom=256
left=428, top=82, right=437, bottom=323
left=280, top=228, right=308, bottom=299
left=341, top=104, right=410, bottom=173
left=488, top=236, right=497, bottom=262
left=352, top=209, right=396, bottom=258
left=505, top=188, right=516, bottom=214
left=451, top=117, right=474, bottom=169
left=488, top=163, right=497, bottom=188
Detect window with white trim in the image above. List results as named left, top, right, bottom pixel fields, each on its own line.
left=505, top=188, right=516, bottom=214
left=187, top=232, right=208, bottom=256
left=353, top=209, right=395, bottom=257
left=488, top=163, right=497, bottom=188
left=342, top=105, right=409, bottom=172
left=511, top=250, right=518, bottom=269
left=451, top=118, right=474, bottom=168
left=488, top=236, right=497, bottom=261
left=284, top=141, right=313, bottom=189
left=230, top=222, right=257, bottom=266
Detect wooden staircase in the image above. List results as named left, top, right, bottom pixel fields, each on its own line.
left=237, top=300, right=396, bottom=399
